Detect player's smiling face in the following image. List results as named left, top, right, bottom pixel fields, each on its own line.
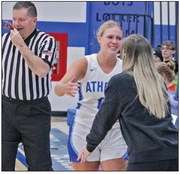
left=98, top=26, right=123, bottom=54
left=12, top=8, right=37, bottom=39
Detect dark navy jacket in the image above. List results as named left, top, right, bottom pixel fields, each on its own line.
left=86, top=72, right=178, bottom=163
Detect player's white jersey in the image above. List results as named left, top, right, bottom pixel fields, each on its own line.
left=75, top=53, right=122, bottom=128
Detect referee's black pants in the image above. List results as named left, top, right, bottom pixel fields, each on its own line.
left=2, top=96, right=53, bottom=171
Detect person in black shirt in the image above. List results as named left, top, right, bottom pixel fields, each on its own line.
left=77, top=34, right=178, bottom=171
left=161, top=40, right=178, bottom=74
left=153, top=45, right=163, bottom=63
left=2, top=2, right=56, bottom=171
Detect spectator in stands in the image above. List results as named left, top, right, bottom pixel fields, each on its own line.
left=155, top=60, right=176, bottom=92
left=153, top=45, right=163, bottom=63
left=161, top=41, right=178, bottom=74
left=55, top=20, right=127, bottom=171
left=156, top=60, right=178, bottom=117
left=78, top=34, right=178, bottom=171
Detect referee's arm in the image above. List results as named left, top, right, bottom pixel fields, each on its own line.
left=10, top=28, right=51, bottom=78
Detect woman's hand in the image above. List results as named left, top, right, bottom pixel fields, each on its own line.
left=77, top=144, right=91, bottom=162
left=64, top=78, right=80, bottom=97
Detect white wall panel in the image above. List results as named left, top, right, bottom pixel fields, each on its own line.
left=2, top=1, right=87, bottom=22
left=49, top=47, right=85, bottom=111
left=154, top=2, right=176, bottom=25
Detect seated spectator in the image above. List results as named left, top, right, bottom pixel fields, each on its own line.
left=156, top=61, right=178, bottom=118
left=161, top=41, right=178, bottom=74
left=156, top=60, right=176, bottom=91
left=153, top=45, right=163, bottom=63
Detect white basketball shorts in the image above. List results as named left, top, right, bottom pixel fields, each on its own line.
left=67, top=121, right=128, bottom=162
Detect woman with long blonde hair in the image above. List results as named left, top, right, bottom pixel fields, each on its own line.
left=78, top=34, right=178, bottom=171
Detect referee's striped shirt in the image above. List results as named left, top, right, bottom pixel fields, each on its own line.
left=2, top=29, right=57, bottom=100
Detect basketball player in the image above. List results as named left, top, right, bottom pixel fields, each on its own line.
left=55, top=20, right=127, bottom=171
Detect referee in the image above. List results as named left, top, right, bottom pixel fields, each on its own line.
left=2, top=2, right=57, bottom=171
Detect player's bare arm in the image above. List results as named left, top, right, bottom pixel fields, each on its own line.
left=55, top=58, right=87, bottom=97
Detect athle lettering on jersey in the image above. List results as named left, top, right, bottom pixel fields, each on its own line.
left=86, top=81, right=108, bottom=92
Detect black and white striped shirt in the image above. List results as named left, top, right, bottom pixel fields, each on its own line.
left=2, top=29, right=57, bottom=100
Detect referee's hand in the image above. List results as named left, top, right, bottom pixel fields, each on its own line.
left=10, top=28, right=25, bottom=48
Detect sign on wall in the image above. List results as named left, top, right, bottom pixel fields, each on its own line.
left=49, top=33, right=68, bottom=81
left=86, top=1, right=153, bottom=54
